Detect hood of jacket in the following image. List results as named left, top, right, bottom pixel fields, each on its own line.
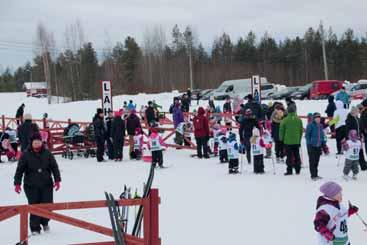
left=198, top=107, right=205, bottom=115
left=316, top=196, right=340, bottom=210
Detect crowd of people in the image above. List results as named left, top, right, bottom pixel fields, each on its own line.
left=4, top=87, right=367, bottom=241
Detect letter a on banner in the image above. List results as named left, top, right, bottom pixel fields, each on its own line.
left=101, top=81, right=113, bottom=119
left=251, top=75, right=261, bottom=103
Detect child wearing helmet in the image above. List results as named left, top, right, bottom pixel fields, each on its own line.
left=227, top=132, right=239, bottom=174
left=147, top=127, right=167, bottom=168
left=342, top=129, right=361, bottom=180
left=250, top=128, right=265, bottom=174
left=218, top=128, right=228, bottom=163
left=314, top=181, right=358, bottom=245
left=133, top=127, right=144, bottom=160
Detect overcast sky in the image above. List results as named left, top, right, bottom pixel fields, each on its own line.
left=1, top=0, right=366, bottom=71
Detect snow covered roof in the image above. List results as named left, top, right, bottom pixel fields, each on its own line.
left=23, top=82, right=47, bottom=90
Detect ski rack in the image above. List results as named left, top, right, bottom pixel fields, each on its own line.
left=0, top=189, right=161, bottom=245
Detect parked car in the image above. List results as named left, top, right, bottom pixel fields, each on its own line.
left=260, top=83, right=276, bottom=99
left=332, top=80, right=367, bottom=100
left=270, top=86, right=300, bottom=100
left=290, top=83, right=312, bottom=100
left=309, top=80, right=343, bottom=99
left=210, top=77, right=274, bottom=100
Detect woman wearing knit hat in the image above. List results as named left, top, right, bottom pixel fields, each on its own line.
left=314, top=181, right=358, bottom=245
left=14, top=132, right=61, bottom=235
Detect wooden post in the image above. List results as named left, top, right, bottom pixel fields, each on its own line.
left=68, top=118, right=71, bottom=125
left=149, top=189, right=161, bottom=245
left=143, top=199, right=151, bottom=245
left=20, top=209, right=28, bottom=245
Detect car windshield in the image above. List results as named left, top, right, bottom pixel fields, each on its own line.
left=299, top=84, right=311, bottom=92
left=216, top=85, right=229, bottom=92
left=261, top=84, right=273, bottom=90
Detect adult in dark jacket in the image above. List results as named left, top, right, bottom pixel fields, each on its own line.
left=93, top=108, right=106, bottom=162
left=14, top=133, right=61, bottom=234
left=181, top=94, right=190, bottom=113
left=325, top=95, right=337, bottom=136
left=145, top=101, right=157, bottom=126
left=223, top=97, right=232, bottom=113
left=239, top=109, right=259, bottom=163
left=243, top=94, right=263, bottom=121
left=345, top=106, right=367, bottom=170
left=111, top=111, right=125, bottom=161
left=193, top=107, right=210, bottom=158
left=15, top=103, right=25, bottom=125
left=18, top=114, right=40, bottom=152
left=126, top=109, right=142, bottom=158
left=271, top=104, right=285, bottom=162
left=105, top=112, right=114, bottom=160
left=360, top=99, right=367, bottom=152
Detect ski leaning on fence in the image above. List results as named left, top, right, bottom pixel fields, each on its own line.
left=105, top=192, right=125, bottom=245
left=132, top=163, right=156, bottom=237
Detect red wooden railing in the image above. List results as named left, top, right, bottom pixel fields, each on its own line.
left=0, top=189, right=161, bottom=245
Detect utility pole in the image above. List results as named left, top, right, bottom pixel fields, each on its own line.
left=189, top=46, right=193, bottom=90
left=320, top=20, right=329, bottom=80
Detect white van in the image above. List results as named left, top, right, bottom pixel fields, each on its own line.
left=210, top=78, right=275, bottom=100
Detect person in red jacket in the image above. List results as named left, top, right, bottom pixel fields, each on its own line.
left=193, top=107, right=210, bottom=158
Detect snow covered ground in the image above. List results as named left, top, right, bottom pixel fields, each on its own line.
left=1, top=92, right=367, bottom=245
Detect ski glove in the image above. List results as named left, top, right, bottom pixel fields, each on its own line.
left=348, top=202, right=359, bottom=217
left=319, top=226, right=334, bottom=241
left=54, top=181, right=61, bottom=191
left=15, top=185, right=21, bottom=194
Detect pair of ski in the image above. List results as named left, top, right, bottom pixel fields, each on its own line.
left=132, top=163, right=155, bottom=236
left=105, top=162, right=155, bottom=243
left=105, top=192, right=125, bottom=245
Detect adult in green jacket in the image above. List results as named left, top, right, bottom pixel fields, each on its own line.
left=279, top=104, right=303, bottom=175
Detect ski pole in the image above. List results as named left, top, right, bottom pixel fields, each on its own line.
left=337, top=154, right=342, bottom=167
left=271, top=153, right=276, bottom=175
left=349, top=201, right=367, bottom=231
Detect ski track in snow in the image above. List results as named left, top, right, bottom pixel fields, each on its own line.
left=1, top=92, right=367, bottom=245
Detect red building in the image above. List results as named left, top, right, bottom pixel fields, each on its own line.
left=23, top=82, right=47, bottom=97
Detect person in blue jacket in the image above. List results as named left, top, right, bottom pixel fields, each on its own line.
left=306, top=112, right=326, bottom=181
left=335, top=86, right=350, bottom=109
left=127, top=100, right=136, bottom=111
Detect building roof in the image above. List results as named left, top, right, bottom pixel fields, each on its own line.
left=23, top=82, right=47, bottom=90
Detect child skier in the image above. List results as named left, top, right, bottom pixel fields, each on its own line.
left=218, top=128, right=228, bottom=163
left=147, top=127, right=167, bottom=168
left=250, top=128, right=265, bottom=174
left=212, top=123, right=221, bottom=156
left=227, top=132, right=239, bottom=174
left=133, top=128, right=144, bottom=160
left=263, top=129, right=272, bottom=159
left=342, top=130, right=361, bottom=180
left=314, top=181, right=359, bottom=245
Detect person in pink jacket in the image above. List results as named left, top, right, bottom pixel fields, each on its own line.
left=147, top=128, right=167, bottom=168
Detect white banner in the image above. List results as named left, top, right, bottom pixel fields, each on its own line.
left=251, top=75, right=261, bottom=103
left=101, top=80, right=113, bottom=118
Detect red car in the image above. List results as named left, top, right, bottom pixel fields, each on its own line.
left=309, top=80, right=344, bottom=99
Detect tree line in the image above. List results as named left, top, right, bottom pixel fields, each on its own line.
left=1, top=22, right=367, bottom=100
